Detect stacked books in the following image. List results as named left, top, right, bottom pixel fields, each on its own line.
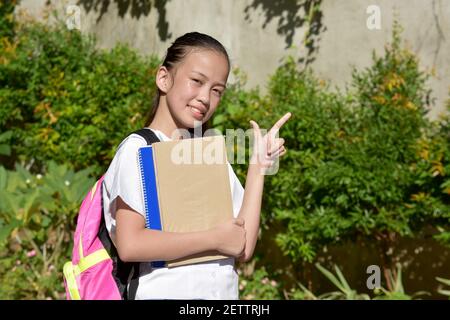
left=138, top=135, right=234, bottom=268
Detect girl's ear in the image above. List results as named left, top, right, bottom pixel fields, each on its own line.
left=156, top=66, right=172, bottom=94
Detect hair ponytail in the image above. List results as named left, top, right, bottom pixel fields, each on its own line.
left=144, top=91, right=160, bottom=127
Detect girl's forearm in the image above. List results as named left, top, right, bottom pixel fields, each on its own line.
left=115, top=197, right=245, bottom=263
left=237, top=162, right=265, bottom=261
left=117, top=228, right=218, bottom=262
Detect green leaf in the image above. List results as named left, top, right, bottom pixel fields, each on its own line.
left=334, top=265, right=352, bottom=292
left=436, top=277, right=450, bottom=286
left=0, top=219, right=21, bottom=243
left=315, top=263, right=345, bottom=292
left=0, top=166, right=7, bottom=191
left=212, top=114, right=226, bottom=126
left=0, top=145, right=11, bottom=156
left=0, top=130, right=12, bottom=142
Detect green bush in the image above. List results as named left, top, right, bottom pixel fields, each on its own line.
left=0, top=162, right=94, bottom=299
left=0, top=0, right=16, bottom=40
left=238, top=265, right=282, bottom=300
left=0, top=18, right=159, bottom=176
left=427, top=95, right=450, bottom=246
left=264, top=24, right=449, bottom=268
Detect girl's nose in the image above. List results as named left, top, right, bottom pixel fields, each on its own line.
left=196, top=88, right=210, bottom=106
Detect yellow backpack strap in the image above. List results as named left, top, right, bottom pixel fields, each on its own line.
left=75, top=249, right=110, bottom=275
left=63, top=249, right=110, bottom=300
left=63, top=262, right=81, bottom=300
left=90, top=179, right=100, bottom=201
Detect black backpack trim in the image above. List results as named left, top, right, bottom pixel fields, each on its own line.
left=133, top=128, right=161, bottom=146
left=98, top=128, right=160, bottom=300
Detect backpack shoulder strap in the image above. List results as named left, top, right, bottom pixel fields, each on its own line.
left=132, top=128, right=160, bottom=145
left=125, top=128, right=160, bottom=300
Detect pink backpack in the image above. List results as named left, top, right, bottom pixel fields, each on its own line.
left=62, top=175, right=123, bottom=300
left=63, top=129, right=159, bottom=300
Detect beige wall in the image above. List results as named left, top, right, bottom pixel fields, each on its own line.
left=16, top=0, right=450, bottom=119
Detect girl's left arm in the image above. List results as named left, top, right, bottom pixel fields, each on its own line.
left=237, top=112, right=291, bottom=262
left=237, top=161, right=265, bottom=262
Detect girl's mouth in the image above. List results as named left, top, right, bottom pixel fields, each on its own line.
left=190, top=106, right=205, bottom=120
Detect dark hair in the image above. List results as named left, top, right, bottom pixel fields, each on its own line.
left=144, top=32, right=230, bottom=133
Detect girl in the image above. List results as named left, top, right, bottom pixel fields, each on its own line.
left=102, top=32, right=291, bottom=300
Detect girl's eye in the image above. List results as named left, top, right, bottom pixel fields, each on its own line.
left=213, top=89, right=223, bottom=96
left=192, top=79, right=202, bottom=85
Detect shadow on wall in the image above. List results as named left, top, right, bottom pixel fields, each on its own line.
left=66, top=0, right=326, bottom=66
left=244, top=0, right=326, bottom=66
left=75, top=0, right=172, bottom=40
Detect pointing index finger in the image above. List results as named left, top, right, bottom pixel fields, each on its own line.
left=269, top=112, right=292, bottom=135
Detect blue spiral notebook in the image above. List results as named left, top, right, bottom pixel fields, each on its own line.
left=138, top=145, right=165, bottom=268
left=137, top=135, right=234, bottom=268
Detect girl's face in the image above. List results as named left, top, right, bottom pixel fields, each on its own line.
left=163, top=49, right=229, bottom=129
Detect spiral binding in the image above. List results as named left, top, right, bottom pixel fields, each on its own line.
left=138, top=148, right=151, bottom=229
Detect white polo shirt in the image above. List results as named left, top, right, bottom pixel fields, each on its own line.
left=102, top=128, right=245, bottom=300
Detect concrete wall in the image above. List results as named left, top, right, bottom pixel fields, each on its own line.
left=16, top=0, right=450, bottom=119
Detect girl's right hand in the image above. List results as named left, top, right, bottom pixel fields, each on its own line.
left=213, top=218, right=246, bottom=258
left=249, top=112, right=291, bottom=174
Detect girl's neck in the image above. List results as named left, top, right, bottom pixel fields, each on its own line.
left=148, top=99, right=185, bottom=140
